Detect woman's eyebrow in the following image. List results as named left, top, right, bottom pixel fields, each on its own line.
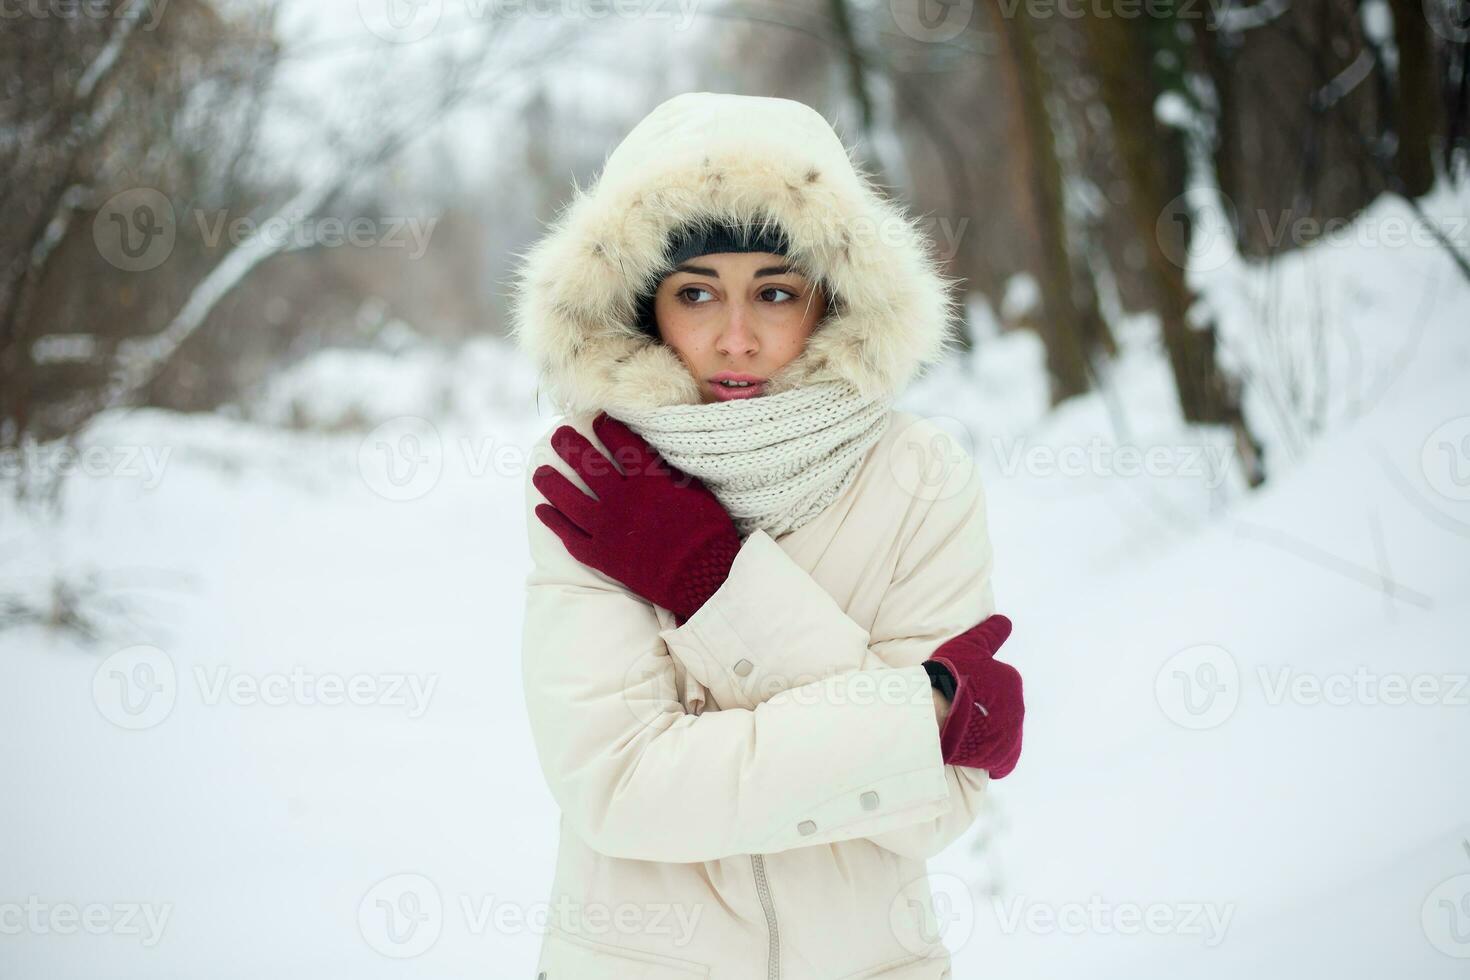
left=670, top=263, right=800, bottom=279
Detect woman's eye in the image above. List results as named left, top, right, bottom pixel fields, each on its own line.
left=759, top=286, right=797, bottom=303
left=678, top=286, right=715, bottom=304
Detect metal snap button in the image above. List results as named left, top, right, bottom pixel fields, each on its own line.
left=797, top=819, right=817, bottom=835
left=733, top=659, right=754, bottom=677
left=859, top=790, right=879, bottom=810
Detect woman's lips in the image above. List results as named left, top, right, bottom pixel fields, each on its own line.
left=708, top=379, right=767, bottom=401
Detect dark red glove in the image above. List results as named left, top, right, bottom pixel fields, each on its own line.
left=532, top=411, right=742, bottom=625
left=926, top=614, right=1023, bottom=778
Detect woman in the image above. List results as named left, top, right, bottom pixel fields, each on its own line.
left=511, top=92, right=1024, bottom=979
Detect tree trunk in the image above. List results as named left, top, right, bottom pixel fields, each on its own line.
left=1083, top=12, right=1265, bottom=486
left=988, top=7, right=1104, bottom=404
left=1385, top=0, right=1443, bottom=196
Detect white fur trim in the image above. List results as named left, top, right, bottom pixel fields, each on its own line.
left=508, top=92, right=962, bottom=415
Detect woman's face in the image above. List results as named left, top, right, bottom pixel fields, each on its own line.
left=652, top=251, right=827, bottom=403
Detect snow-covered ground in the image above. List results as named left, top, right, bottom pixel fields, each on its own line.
left=2, top=186, right=1467, bottom=977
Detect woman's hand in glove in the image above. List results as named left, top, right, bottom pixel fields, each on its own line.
left=925, top=614, right=1024, bottom=778
left=532, top=411, right=743, bottom=626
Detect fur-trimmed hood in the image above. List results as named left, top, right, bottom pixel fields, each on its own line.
left=508, top=91, right=961, bottom=416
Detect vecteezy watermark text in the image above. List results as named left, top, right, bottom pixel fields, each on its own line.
left=92, top=645, right=439, bottom=729
left=357, top=873, right=704, bottom=959
left=991, top=435, right=1237, bottom=488
left=0, top=897, right=172, bottom=946
left=1157, top=644, right=1469, bottom=730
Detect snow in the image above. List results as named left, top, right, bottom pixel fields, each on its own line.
left=3, top=185, right=1468, bottom=976
left=1153, top=91, right=1193, bottom=129
left=1000, top=271, right=1041, bottom=322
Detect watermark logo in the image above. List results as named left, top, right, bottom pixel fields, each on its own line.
left=92, top=646, right=439, bottom=730
left=193, top=209, right=438, bottom=259
left=1425, top=0, right=1470, bottom=42
left=192, top=666, right=438, bottom=718
left=834, top=213, right=970, bottom=262
left=357, top=873, right=704, bottom=953
left=359, top=416, right=444, bottom=501
left=1157, top=646, right=1468, bottom=730
left=2, top=0, right=170, bottom=28
left=0, top=442, right=170, bottom=488
left=1257, top=667, right=1468, bottom=709
left=991, top=434, right=1236, bottom=488
left=94, top=188, right=176, bottom=272
left=1422, top=416, right=1470, bottom=503
left=1161, top=196, right=1470, bottom=268
left=890, top=872, right=976, bottom=955
left=1155, top=644, right=1239, bottom=730
left=1156, top=189, right=1237, bottom=273
left=624, top=647, right=932, bottom=728
left=887, top=415, right=977, bottom=503
left=990, top=895, right=1235, bottom=947
left=0, top=897, right=172, bottom=946
left=1422, top=873, right=1470, bottom=958
left=359, top=873, right=443, bottom=958
left=461, top=894, right=703, bottom=944
left=92, top=645, right=178, bottom=730
left=94, top=191, right=438, bottom=270
left=890, top=0, right=973, bottom=43
left=357, top=0, right=443, bottom=42
left=357, top=0, right=702, bottom=41
left=620, top=647, right=682, bottom=729
left=993, top=0, right=1232, bottom=21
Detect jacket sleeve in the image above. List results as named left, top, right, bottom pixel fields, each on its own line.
left=519, top=420, right=955, bottom=864
left=657, top=421, right=999, bottom=862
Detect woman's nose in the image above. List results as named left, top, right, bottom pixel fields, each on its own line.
left=714, top=304, right=759, bottom=357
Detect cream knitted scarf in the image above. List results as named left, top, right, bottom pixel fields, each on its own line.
left=618, top=380, right=893, bottom=540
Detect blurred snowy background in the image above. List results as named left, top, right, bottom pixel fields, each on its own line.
left=3, top=1, right=1469, bottom=977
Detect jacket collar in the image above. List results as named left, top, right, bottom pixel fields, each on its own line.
left=509, top=91, right=960, bottom=416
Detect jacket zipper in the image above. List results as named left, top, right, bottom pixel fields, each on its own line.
left=750, top=853, right=780, bottom=980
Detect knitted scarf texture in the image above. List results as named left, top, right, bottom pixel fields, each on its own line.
left=617, top=380, right=892, bottom=540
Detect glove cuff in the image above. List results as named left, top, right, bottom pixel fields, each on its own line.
left=669, top=527, right=743, bottom=623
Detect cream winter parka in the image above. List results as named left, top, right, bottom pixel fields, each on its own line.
left=512, top=93, right=1000, bottom=979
